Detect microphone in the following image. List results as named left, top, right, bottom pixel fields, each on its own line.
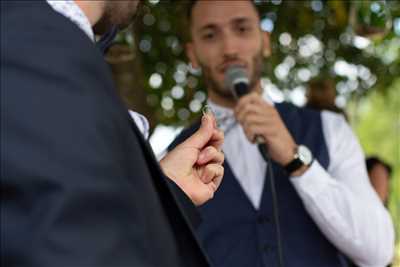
left=224, top=66, right=265, bottom=144
left=224, top=66, right=250, bottom=98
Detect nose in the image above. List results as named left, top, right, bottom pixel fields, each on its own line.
left=221, top=32, right=239, bottom=59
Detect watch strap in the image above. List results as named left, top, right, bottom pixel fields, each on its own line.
left=284, top=158, right=304, bottom=174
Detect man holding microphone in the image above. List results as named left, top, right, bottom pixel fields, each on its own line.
left=170, top=1, right=395, bottom=266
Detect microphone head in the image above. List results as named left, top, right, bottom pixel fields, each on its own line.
left=224, top=66, right=250, bottom=99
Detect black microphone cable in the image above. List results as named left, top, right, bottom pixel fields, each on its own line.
left=258, top=144, right=284, bottom=267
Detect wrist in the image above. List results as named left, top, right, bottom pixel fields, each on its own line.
left=284, top=145, right=314, bottom=175
left=159, top=158, right=176, bottom=182
left=290, top=164, right=310, bottom=177
left=281, top=144, right=298, bottom=166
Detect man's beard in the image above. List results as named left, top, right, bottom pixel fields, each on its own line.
left=93, top=1, right=140, bottom=35
left=198, top=49, right=264, bottom=100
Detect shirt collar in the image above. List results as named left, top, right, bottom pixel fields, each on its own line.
left=206, top=100, right=236, bottom=134
left=47, top=0, right=95, bottom=42
left=207, top=100, right=234, bottom=123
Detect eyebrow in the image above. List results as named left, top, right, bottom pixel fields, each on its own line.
left=197, top=16, right=254, bottom=34
left=233, top=17, right=253, bottom=25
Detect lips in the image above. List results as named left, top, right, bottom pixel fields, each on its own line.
left=218, top=61, right=247, bottom=74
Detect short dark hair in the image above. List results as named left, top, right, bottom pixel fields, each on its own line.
left=366, top=156, right=393, bottom=177
left=186, top=0, right=197, bottom=19
left=187, top=0, right=260, bottom=21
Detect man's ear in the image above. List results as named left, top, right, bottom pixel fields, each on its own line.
left=262, top=31, right=271, bottom=58
left=186, top=42, right=200, bottom=69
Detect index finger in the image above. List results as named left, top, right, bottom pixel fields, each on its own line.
left=235, top=93, right=258, bottom=113
left=235, top=92, right=272, bottom=117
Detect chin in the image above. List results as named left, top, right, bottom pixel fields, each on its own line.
left=94, top=1, right=139, bottom=34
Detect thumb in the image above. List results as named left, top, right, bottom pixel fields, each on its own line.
left=181, top=114, right=214, bottom=149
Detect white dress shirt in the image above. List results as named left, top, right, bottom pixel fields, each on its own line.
left=47, top=0, right=150, bottom=139
left=208, top=95, right=395, bottom=267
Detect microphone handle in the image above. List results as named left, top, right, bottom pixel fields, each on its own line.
left=254, top=135, right=265, bottom=145
left=256, top=136, right=268, bottom=162
left=233, top=83, right=267, bottom=147
left=233, top=82, right=250, bottom=98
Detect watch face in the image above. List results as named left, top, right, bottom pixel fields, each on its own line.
left=298, top=145, right=313, bottom=165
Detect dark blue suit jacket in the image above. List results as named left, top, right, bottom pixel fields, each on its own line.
left=1, top=2, right=207, bottom=266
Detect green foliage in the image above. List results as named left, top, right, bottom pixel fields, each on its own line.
left=111, top=0, right=400, bottom=127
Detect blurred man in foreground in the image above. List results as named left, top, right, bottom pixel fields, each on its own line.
left=2, top=1, right=224, bottom=266
left=169, top=1, right=395, bottom=266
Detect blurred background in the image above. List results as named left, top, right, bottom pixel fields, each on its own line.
left=104, top=0, right=399, bottom=264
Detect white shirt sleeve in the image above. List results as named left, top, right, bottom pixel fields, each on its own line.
left=290, top=111, right=395, bottom=267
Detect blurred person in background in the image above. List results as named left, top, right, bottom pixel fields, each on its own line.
left=169, top=1, right=395, bottom=267
left=306, top=77, right=348, bottom=120
left=366, top=156, right=392, bottom=205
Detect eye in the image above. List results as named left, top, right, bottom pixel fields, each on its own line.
left=201, top=31, right=217, bottom=42
left=238, top=25, right=251, bottom=34
left=202, top=32, right=215, bottom=41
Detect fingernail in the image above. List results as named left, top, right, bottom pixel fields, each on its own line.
left=203, top=105, right=218, bottom=128
left=202, top=105, right=214, bottom=116
left=201, top=114, right=208, bottom=126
